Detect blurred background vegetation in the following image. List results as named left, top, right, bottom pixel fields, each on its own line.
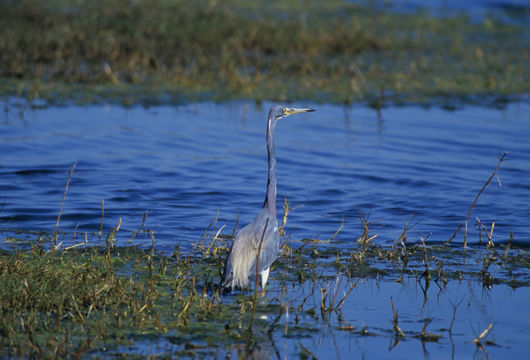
left=0, top=0, right=528, bottom=106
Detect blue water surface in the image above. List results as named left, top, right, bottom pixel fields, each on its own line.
left=351, top=0, right=530, bottom=24
left=1, top=101, right=529, bottom=251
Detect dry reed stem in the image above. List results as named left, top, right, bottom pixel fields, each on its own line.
left=205, top=225, right=226, bottom=256
left=278, top=197, right=303, bottom=236
left=64, top=242, right=84, bottom=250
left=336, top=278, right=360, bottom=311
left=473, top=323, right=493, bottom=345
left=420, top=235, right=431, bottom=282
left=391, top=297, right=405, bottom=337
left=105, top=218, right=122, bottom=261
left=502, top=231, right=513, bottom=258
left=128, top=210, right=147, bottom=242
left=198, top=210, right=219, bottom=251
left=53, top=161, right=77, bottom=246
left=447, top=152, right=508, bottom=246
left=99, top=200, right=104, bottom=234
left=476, top=217, right=495, bottom=248
left=419, top=318, right=430, bottom=339
left=327, top=216, right=344, bottom=242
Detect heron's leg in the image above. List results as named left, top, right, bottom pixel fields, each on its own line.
left=260, top=267, right=270, bottom=289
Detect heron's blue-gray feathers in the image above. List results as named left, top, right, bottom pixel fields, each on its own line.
left=223, top=208, right=279, bottom=289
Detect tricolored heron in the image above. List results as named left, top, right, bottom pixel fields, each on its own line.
left=223, top=105, right=315, bottom=291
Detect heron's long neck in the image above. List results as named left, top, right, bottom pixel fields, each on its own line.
left=263, top=119, right=277, bottom=218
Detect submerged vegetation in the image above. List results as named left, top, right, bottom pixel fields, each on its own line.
left=1, top=0, right=529, bottom=106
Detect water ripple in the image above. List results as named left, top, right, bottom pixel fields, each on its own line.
left=1, top=102, right=529, bottom=250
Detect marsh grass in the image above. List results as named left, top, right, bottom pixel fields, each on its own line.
left=1, top=0, right=528, bottom=107
left=0, top=216, right=529, bottom=358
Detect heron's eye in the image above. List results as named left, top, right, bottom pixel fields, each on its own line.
left=282, top=108, right=288, bottom=115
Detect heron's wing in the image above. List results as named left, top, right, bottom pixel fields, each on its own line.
left=248, top=209, right=279, bottom=273
left=222, top=221, right=258, bottom=287
left=223, top=208, right=279, bottom=287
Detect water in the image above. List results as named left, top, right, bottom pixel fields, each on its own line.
left=351, top=0, right=530, bottom=25
left=1, top=100, right=529, bottom=358
left=1, top=101, right=529, bottom=250
left=109, top=277, right=530, bottom=359
left=274, top=279, right=530, bottom=359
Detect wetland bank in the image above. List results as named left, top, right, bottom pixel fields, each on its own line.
left=1, top=0, right=530, bottom=359
left=1, top=0, right=529, bottom=106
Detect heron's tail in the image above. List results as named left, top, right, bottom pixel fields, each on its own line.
left=221, top=248, right=233, bottom=289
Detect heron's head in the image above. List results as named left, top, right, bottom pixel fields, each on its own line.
left=269, top=105, right=315, bottom=123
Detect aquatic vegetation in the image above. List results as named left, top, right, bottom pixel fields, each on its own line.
left=0, top=211, right=528, bottom=358
left=0, top=0, right=528, bottom=106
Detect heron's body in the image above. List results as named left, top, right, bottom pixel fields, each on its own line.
left=223, top=207, right=278, bottom=289
left=223, top=105, right=314, bottom=291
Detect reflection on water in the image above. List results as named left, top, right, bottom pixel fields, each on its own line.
left=2, top=101, right=529, bottom=251
left=269, top=276, right=530, bottom=359
left=102, top=266, right=530, bottom=359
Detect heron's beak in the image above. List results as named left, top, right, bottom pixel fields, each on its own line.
left=284, top=107, right=315, bottom=116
